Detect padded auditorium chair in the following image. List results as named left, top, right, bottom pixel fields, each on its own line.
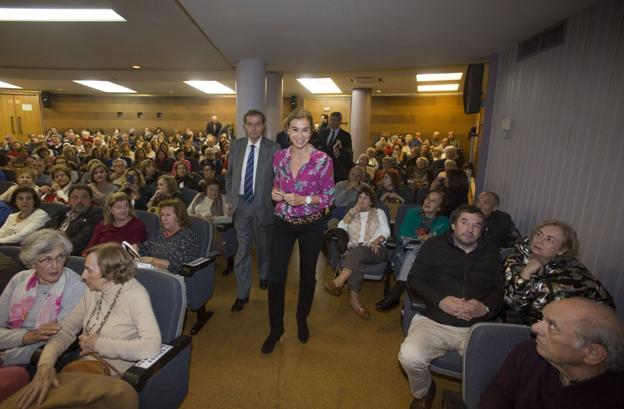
left=328, top=202, right=396, bottom=296
left=442, top=323, right=532, bottom=409
left=135, top=209, right=160, bottom=239
left=36, top=255, right=192, bottom=409
left=0, top=180, right=15, bottom=196
left=40, top=202, right=69, bottom=218
left=178, top=187, right=197, bottom=206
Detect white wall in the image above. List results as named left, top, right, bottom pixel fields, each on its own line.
left=483, top=0, right=624, bottom=315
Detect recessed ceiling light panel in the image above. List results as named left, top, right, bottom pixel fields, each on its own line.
left=0, top=8, right=125, bottom=22
left=416, top=73, right=463, bottom=82
left=73, top=80, right=136, bottom=93
left=184, top=81, right=235, bottom=94
left=0, top=81, right=22, bottom=89
left=297, top=78, right=342, bottom=94
left=417, top=84, right=460, bottom=92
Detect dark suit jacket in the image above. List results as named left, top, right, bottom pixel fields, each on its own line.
left=44, top=207, right=103, bottom=255
left=275, top=131, right=290, bottom=149
left=319, top=127, right=353, bottom=182
left=206, top=121, right=222, bottom=136
left=225, top=136, right=280, bottom=225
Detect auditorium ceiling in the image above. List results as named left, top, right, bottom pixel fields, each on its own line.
left=0, top=0, right=602, bottom=96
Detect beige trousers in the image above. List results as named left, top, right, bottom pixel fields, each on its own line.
left=398, top=315, right=469, bottom=399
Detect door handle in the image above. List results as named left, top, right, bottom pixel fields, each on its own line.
left=10, top=116, right=15, bottom=134
left=18, top=116, right=23, bottom=135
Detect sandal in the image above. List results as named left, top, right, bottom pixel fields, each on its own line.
left=351, top=304, right=370, bottom=320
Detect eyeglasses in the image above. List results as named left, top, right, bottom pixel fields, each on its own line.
left=288, top=127, right=312, bottom=135
left=35, top=254, right=67, bottom=266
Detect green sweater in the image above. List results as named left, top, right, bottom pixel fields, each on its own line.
left=399, top=207, right=449, bottom=239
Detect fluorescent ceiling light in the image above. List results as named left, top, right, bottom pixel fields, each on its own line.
left=0, top=8, right=125, bottom=22
left=185, top=81, right=235, bottom=94
left=0, top=81, right=21, bottom=89
left=73, top=80, right=136, bottom=93
left=418, top=84, right=460, bottom=92
left=416, top=73, right=463, bottom=82
left=297, top=78, right=341, bottom=94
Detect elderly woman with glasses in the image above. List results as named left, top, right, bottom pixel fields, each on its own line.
left=0, top=230, right=85, bottom=368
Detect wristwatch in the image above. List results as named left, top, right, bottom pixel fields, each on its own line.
left=305, top=196, right=312, bottom=205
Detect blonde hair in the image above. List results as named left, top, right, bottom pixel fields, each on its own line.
left=530, top=219, right=580, bottom=259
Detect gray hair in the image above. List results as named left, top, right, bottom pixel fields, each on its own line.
left=20, top=229, right=73, bottom=268
left=573, top=300, right=624, bottom=372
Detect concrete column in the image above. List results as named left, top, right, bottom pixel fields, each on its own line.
left=350, top=88, right=372, bottom=159
left=265, top=72, right=283, bottom=141
left=235, top=58, right=266, bottom=138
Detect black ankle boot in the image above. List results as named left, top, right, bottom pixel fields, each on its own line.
left=375, top=281, right=406, bottom=312
left=222, top=256, right=234, bottom=276
left=297, top=319, right=309, bottom=343
left=261, top=329, right=284, bottom=354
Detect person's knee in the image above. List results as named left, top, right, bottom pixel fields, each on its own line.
left=398, top=340, right=429, bottom=370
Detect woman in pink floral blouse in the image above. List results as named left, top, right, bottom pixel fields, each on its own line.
left=261, top=109, right=335, bottom=354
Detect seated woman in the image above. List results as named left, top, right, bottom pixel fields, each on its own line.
left=375, top=190, right=449, bottom=312
left=146, top=175, right=182, bottom=212
left=0, top=169, right=41, bottom=202
left=504, top=219, right=615, bottom=324
left=88, top=163, right=119, bottom=207
left=332, top=166, right=369, bottom=221
left=84, top=192, right=147, bottom=253
left=354, top=154, right=374, bottom=184
left=172, top=161, right=197, bottom=191
left=377, top=168, right=410, bottom=203
left=139, top=158, right=160, bottom=187
left=405, top=157, right=433, bottom=191
left=12, top=242, right=161, bottom=409
left=40, top=165, right=73, bottom=204
left=0, top=188, right=50, bottom=245
left=138, top=199, right=200, bottom=274
left=324, top=187, right=391, bottom=320
left=155, top=149, right=173, bottom=173
left=117, top=167, right=155, bottom=211
left=0, top=230, right=85, bottom=367
left=431, top=168, right=468, bottom=215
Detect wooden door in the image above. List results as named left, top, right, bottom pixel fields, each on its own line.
left=0, top=94, right=17, bottom=140
left=12, top=94, right=42, bottom=141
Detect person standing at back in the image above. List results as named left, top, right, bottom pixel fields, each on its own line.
left=225, top=110, right=280, bottom=312
left=319, top=112, right=353, bottom=183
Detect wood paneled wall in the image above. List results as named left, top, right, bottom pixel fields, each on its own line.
left=303, top=96, right=352, bottom=132
left=371, top=95, right=477, bottom=152
left=483, top=0, right=624, bottom=315
left=42, top=94, right=236, bottom=135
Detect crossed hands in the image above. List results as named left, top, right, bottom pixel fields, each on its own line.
left=438, top=296, right=488, bottom=321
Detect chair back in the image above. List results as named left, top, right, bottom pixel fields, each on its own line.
left=462, top=322, right=532, bottom=409
left=40, top=202, right=70, bottom=218
left=188, top=216, right=211, bottom=257
left=0, top=180, right=15, bottom=195
left=135, top=267, right=186, bottom=341
left=179, top=188, right=197, bottom=206
left=136, top=210, right=160, bottom=239
left=0, top=168, right=15, bottom=182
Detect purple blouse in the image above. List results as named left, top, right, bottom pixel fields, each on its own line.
left=273, top=147, right=335, bottom=219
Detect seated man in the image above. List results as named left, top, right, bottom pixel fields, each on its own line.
left=475, top=191, right=520, bottom=248
left=480, top=297, right=624, bottom=409
left=398, top=205, right=503, bottom=409
left=43, top=184, right=102, bottom=255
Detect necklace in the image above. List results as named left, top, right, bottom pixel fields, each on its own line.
left=84, top=285, right=124, bottom=335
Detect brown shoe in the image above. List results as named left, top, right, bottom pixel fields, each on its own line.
left=409, top=380, right=436, bottom=409
left=351, top=304, right=370, bottom=320
left=324, top=280, right=342, bottom=297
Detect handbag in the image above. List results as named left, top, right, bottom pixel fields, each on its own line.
left=62, top=352, right=123, bottom=377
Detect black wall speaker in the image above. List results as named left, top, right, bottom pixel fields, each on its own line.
left=463, top=63, right=484, bottom=114
left=41, top=91, right=52, bottom=108
left=289, top=95, right=297, bottom=109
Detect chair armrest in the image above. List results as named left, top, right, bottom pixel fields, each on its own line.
left=179, top=257, right=215, bottom=277
left=443, top=390, right=465, bottom=409
left=406, top=285, right=427, bottom=314
left=123, top=335, right=192, bottom=392
left=30, top=339, right=80, bottom=368
left=215, top=222, right=233, bottom=232
left=384, top=236, right=397, bottom=250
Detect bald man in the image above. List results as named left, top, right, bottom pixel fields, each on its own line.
left=480, top=297, right=624, bottom=409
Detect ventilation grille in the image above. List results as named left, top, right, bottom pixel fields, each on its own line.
left=517, top=21, right=567, bottom=61
left=349, top=77, right=382, bottom=84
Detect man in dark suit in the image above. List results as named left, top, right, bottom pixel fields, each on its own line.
left=319, top=112, right=353, bottom=182
left=225, top=110, right=280, bottom=312
left=206, top=114, right=222, bottom=136
left=275, top=130, right=290, bottom=149
left=44, top=184, right=103, bottom=256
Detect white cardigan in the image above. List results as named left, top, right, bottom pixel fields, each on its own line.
left=338, top=208, right=391, bottom=247
left=0, top=209, right=50, bottom=244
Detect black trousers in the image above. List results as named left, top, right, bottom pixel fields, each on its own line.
left=267, top=216, right=326, bottom=332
